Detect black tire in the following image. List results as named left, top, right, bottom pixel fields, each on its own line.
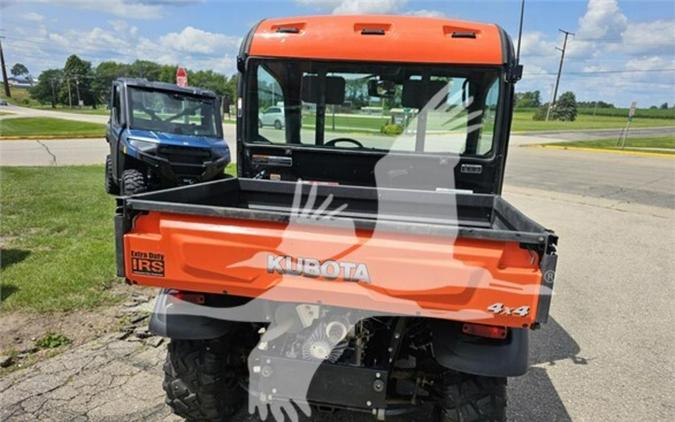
left=121, top=168, right=147, bottom=195
left=274, top=119, right=282, bottom=130
left=163, top=339, right=244, bottom=422
left=436, top=372, right=506, bottom=422
left=104, top=155, right=119, bottom=195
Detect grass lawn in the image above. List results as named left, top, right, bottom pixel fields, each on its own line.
left=511, top=112, right=675, bottom=132
left=0, top=87, right=41, bottom=107
left=0, top=112, right=14, bottom=116
left=0, top=166, right=116, bottom=311
left=299, top=111, right=674, bottom=134
left=545, top=136, right=675, bottom=155
left=0, top=117, right=105, bottom=138
left=0, top=164, right=237, bottom=312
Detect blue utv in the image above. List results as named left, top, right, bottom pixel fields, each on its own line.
left=105, top=78, right=230, bottom=195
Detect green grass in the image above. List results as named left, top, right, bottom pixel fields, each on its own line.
left=0, top=87, right=40, bottom=107
left=577, top=107, right=675, bottom=119
left=546, top=135, right=675, bottom=154
left=0, top=164, right=237, bottom=312
left=301, top=111, right=675, bottom=134
left=0, top=166, right=117, bottom=311
left=0, top=112, right=13, bottom=116
left=0, top=117, right=105, bottom=138
left=511, top=112, right=675, bottom=132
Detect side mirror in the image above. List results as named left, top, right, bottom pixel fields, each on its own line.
left=368, top=79, right=396, bottom=98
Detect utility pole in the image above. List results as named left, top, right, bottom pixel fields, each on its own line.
left=0, top=37, right=11, bottom=98
left=66, top=77, right=72, bottom=108
left=74, top=77, right=81, bottom=107
left=546, top=29, right=574, bottom=121
left=50, top=79, right=56, bottom=108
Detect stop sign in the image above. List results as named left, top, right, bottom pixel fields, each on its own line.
left=176, top=67, right=188, bottom=87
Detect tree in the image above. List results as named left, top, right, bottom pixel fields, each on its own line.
left=29, top=69, right=64, bottom=108
left=61, top=55, right=96, bottom=107
left=189, top=69, right=226, bottom=94
left=660, top=102, right=669, bottom=109
left=515, top=90, right=541, bottom=108
left=577, top=100, right=614, bottom=108
left=11, top=63, right=29, bottom=78
left=128, top=60, right=163, bottom=81
left=93, top=61, right=129, bottom=106
left=551, top=91, right=577, bottom=121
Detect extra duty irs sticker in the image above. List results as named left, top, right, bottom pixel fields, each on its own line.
left=131, top=251, right=165, bottom=277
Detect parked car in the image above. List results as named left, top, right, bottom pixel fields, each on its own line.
left=258, top=105, right=285, bottom=129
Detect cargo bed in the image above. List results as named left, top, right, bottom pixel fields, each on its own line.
left=119, top=178, right=555, bottom=244
left=116, top=178, right=558, bottom=327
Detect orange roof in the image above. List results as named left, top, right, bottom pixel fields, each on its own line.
left=248, top=15, right=505, bottom=65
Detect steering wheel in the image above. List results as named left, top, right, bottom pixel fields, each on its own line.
left=324, top=138, right=364, bottom=149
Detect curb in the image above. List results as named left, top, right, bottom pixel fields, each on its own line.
left=526, top=144, right=675, bottom=158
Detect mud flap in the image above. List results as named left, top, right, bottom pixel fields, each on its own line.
left=431, top=321, right=529, bottom=377
left=148, top=289, right=242, bottom=340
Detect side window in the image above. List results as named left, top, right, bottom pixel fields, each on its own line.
left=476, top=79, right=499, bottom=155
left=256, top=66, right=285, bottom=143
left=112, top=85, right=122, bottom=124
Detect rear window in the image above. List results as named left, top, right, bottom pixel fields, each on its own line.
left=248, top=59, right=502, bottom=156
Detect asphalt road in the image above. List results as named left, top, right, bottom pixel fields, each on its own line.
left=1, top=128, right=672, bottom=210
left=1, top=107, right=674, bottom=421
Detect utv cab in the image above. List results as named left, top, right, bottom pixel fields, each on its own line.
left=105, top=78, right=230, bottom=195
left=116, top=16, right=558, bottom=422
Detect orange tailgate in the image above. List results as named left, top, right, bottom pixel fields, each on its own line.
left=124, top=212, right=545, bottom=328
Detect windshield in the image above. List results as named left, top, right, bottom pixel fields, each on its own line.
left=128, top=87, right=220, bottom=137
left=246, top=59, right=502, bottom=156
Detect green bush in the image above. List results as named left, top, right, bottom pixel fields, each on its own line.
left=532, top=105, right=548, bottom=121
left=552, top=91, right=577, bottom=121
left=380, top=123, right=404, bottom=136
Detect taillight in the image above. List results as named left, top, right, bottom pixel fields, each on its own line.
left=167, top=289, right=206, bottom=305
left=462, top=323, right=507, bottom=340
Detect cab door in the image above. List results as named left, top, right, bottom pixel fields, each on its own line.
left=106, top=82, right=124, bottom=181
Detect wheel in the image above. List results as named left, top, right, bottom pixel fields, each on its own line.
left=163, top=338, right=245, bottom=422
left=104, top=155, right=119, bottom=195
left=121, top=168, right=148, bottom=195
left=435, top=372, right=506, bottom=422
left=274, top=119, right=282, bottom=130
left=258, top=119, right=263, bottom=128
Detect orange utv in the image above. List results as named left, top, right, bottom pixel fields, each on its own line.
left=115, top=15, right=558, bottom=422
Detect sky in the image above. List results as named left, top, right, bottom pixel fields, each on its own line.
left=0, top=0, right=673, bottom=107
